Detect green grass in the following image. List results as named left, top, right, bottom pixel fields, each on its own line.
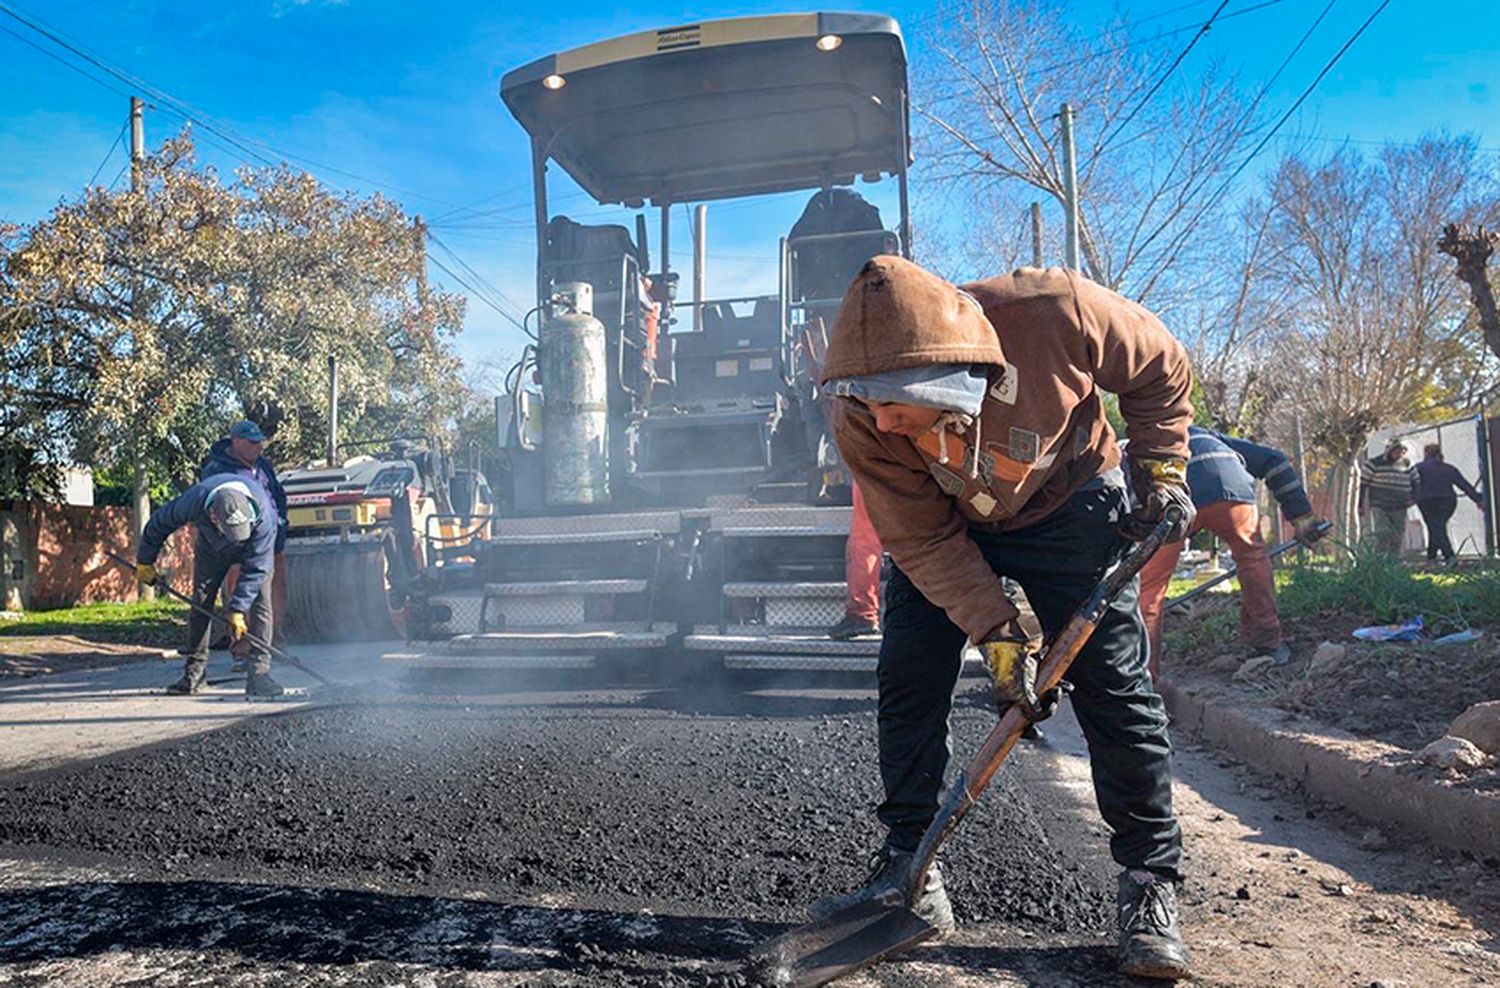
left=0, top=599, right=189, bottom=646
left=1278, top=543, right=1500, bottom=633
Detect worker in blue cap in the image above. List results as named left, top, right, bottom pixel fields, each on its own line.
left=201, top=419, right=289, bottom=654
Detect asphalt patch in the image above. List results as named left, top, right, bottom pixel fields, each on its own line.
left=0, top=682, right=1117, bottom=983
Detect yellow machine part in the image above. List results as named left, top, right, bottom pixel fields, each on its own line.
left=286, top=501, right=383, bottom=529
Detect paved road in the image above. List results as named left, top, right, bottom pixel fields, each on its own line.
left=0, top=654, right=1496, bottom=987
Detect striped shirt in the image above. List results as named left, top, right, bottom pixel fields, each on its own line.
left=1359, top=455, right=1419, bottom=509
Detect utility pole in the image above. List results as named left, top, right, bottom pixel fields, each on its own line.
left=1059, top=103, right=1081, bottom=272
left=128, top=96, right=153, bottom=600
left=413, top=215, right=430, bottom=325
left=1030, top=202, right=1044, bottom=268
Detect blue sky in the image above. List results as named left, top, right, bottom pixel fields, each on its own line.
left=2, top=0, right=1496, bottom=373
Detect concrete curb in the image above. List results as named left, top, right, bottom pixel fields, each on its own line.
left=1159, top=679, right=1500, bottom=860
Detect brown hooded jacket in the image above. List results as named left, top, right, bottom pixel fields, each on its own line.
left=823, top=256, right=1193, bottom=643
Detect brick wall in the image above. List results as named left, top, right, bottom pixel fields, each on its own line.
left=0, top=501, right=194, bottom=610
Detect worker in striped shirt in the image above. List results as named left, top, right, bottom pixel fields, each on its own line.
left=1359, top=438, right=1420, bottom=557
left=1138, top=426, right=1326, bottom=672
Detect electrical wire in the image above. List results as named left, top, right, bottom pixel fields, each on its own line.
left=0, top=1, right=465, bottom=208
left=86, top=117, right=127, bottom=187
left=1216, top=0, right=1394, bottom=191
left=1095, top=0, right=1230, bottom=157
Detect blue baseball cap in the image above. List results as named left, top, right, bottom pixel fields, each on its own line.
left=229, top=419, right=266, bottom=442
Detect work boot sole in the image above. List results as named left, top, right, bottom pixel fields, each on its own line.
left=1120, top=937, right=1194, bottom=981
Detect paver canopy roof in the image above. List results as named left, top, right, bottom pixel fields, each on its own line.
left=501, top=13, right=908, bottom=205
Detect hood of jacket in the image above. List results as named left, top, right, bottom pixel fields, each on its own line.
left=820, top=256, right=1004, bottom=383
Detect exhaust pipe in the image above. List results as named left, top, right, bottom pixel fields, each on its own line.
left=693, top=204, right=707, bottom=331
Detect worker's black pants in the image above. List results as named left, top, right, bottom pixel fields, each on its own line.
left=184, top=534, right=272, bottom=676
left=875, top=482, right=1182, bottom=880
left=1417, top=497, right=1458, bottom=562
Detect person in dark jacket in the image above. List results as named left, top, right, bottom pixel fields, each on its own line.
left=135, top=474, right=282, bottom=697
left=1138, top=427, right=1326, bottom=672
left=1415, top=443, right=1483, bottom=564
left=201, top=420, right=289, bottom=649
left=1359, top=439, right=1419, bottom=556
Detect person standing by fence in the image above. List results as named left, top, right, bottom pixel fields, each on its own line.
left=1359, top=439, right=1419, bottom=557
left=1415, top=443, right=1483, bottom=564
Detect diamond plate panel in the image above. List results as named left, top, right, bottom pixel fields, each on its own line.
left=766, top=597, right=844, bottom=628
left=490, top=596, right=586, bottom=627
left=723, top=655, right=878, bottom=673
left=708, top=505, right=852, bottom=532
left=493, top=511, right=682, bottom=537
left=431, top=593, right=485, bottom=636
left=685, top=632, right=881, bottom=656
left=722, top=582, right=845, bottom=598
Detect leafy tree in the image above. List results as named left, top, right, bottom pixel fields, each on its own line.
left=0, top=131, right=467, bottom=520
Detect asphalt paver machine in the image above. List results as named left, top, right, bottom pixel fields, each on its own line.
left=389, top=12, right=911, bottom=674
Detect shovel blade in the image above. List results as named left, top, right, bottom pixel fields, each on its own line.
left=747, top=900, right=939, bottom=987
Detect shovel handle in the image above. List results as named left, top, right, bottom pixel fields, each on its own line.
left=104, top=550, right=337, bottom=688
left=903, top=509, right=1179, bottom=903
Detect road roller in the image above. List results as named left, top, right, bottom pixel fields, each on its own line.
left=279, top=440, right=494, bottom=641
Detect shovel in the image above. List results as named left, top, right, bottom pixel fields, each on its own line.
left=748, top=509, right=1181, bottom=988
left=104, top=551, right=340, bottom=688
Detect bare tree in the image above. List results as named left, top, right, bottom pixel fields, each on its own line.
left=1439, top=223, right=1500, bottom=358
left=1257, top=137, right=1490, bottom=538
left=914, top=0, right=1261, bottom=306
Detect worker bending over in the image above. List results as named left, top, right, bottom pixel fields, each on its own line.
left=136, top=474, right=282, bottom=698
left=1137, top=426, right=1326, bottom=672
left=815, top=256, right=1196, bottom=980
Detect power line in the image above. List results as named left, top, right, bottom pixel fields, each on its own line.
left=0, top=1, right=465, bottom=209
left=425, top=232, right=530, bottom=332
left=1217, top=0, right=1394, bottom=190
left=86, top=118, right=127, bottom=187
left=1096, top=1, right=1230, bottom=157
left=0, top=21, right=131, bottom=98
left=1275, top=132, right=1500, bottom=154
left=1027, top=0, right=1292, bottom=84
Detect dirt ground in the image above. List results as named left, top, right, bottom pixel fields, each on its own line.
left=1162, top=593, right=1500, bottom=760
left=0, top=635, right=173, bottom=678
left=1, top=668, right=1497, bottom=986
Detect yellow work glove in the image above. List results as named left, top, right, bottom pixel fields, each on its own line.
left=135, top=563, right=159, bottom=585
left=1291, top=515, right=1329, bottom=545
left=978, top=637, right=1066, bottom=722
left=227, top=612, right=249, bottom=642
left=1123, top=456, right=1195, bottom=542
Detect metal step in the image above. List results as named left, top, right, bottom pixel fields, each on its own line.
left=718, top=526, right=848, bottom=538
left=485, top=529, right=666, bottom=546
left=482, top=580, right=649, bottom=596
left=383, top=652, right=596, bottom=670
left=708, top=505, right=852, bottom=531
left=446, top=627, right=674, bottom=653
left=722, top=581, right=845, bottom=599
left=491, top=511, right=683, bottom=536
left=724, top=655, right=877, bottom=672
left=684, top=632, right=881, bottom=656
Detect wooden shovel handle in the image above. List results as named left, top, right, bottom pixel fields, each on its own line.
left=903, top=510, right=1179, bottom=903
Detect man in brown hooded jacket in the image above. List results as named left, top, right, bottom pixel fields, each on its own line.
left=811, top=256, right=1196, bottom=980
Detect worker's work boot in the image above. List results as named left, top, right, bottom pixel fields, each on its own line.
left=165, top=667, right=206, bottom=695
left=1117, top=870, right=1193, bottom=980
left=244, top=672, right=285, bottom=699
left=827, top=614, right=881, bottom=641
left=808, top=845, right=956, bottom=938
